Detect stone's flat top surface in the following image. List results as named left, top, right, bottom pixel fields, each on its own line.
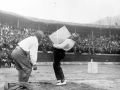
left=49, top=26, right=71, bottom=44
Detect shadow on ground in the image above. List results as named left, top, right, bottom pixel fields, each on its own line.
left=30, top=82, right=107, bottom=90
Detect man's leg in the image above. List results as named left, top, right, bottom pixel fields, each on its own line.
left=11, top=46, right=32, bottom=82
left=53, top=48, right=65, bottom=81
left=18, top=69, right=32, bottom=82
left=53, top=59, right=65, bottom=81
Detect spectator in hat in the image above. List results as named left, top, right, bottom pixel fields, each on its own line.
left=11, top=31, right=45, bottom=82
left=53, top=33, right=79, bottom=85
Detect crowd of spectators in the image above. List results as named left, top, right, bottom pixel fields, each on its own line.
left=75, top=34, right=120, bottom=54
left=0, top=23, right=120, bottom=55
left=0, top=23, right=120, bottom=67
left=0, top=22, right=120, bottom=68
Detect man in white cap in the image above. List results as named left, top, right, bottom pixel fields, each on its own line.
left=11, top=31, right=45, bottom=82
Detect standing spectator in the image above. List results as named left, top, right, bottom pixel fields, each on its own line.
left=11, top=31, right=45, bottom=82
left=53, top=33, right=79, bottom=85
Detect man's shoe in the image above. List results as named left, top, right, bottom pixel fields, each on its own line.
left=56, top=80, right=66, bottom=86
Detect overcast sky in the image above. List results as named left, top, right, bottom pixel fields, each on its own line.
left=0, top=0, right=120, bottom=24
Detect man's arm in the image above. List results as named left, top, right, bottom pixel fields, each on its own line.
left=30, top=43, right=38, bottom=70
left=30, top=42, right=38, bottom=65
left=53, top=39, right=69, bottom=49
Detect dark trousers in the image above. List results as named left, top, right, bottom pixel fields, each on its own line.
left=11, top=46, right=32, bottom=82
left=53, top=48, right=65, bottom=81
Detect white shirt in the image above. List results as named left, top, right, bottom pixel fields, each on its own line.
left=18, top=36, right=39, bottom=65
left=53, top=39, right=75, bottom=51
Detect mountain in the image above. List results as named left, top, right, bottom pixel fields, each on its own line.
left=93, top=15, right=120, bottom=26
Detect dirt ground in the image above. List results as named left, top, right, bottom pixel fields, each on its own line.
left=0, top=63, right=120, bottom=90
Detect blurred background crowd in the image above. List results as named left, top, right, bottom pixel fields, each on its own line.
left=0, top=23, right=120, bottom=67
left=0, top=23, right=120, bottom=54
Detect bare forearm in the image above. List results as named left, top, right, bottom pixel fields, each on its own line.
left=53, top=44, right=63, bottom=49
